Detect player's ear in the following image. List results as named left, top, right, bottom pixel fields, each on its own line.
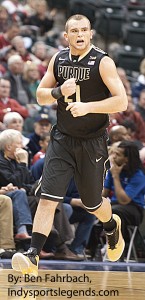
left=90, top=29, right=94, bottom=40
left=64, top=32, right=68, bottom=41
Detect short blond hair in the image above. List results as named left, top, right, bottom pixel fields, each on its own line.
left=65, top=14, right=91, bottom=32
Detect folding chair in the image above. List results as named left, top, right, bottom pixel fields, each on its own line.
left=126, top=225, right=138, bottom=262
left=126, top=225, right=145, bottom=263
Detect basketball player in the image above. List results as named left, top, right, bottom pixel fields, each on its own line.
left=12, top=14, right=128, bottom=276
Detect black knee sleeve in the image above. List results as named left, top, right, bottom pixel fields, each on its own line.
left=84, top=200, right=103, bottom=213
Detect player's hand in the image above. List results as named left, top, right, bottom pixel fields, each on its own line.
left=66, top=102, right=89, bottom=117
left=61, top=78, right=76, bottom=97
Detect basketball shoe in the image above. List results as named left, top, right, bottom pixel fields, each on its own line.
left=105, top=214, right=125, bottom=261
left=12, top=248, right=39, bottom=277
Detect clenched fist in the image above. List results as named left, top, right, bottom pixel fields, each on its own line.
left=61, top=78, right=76, bottom=97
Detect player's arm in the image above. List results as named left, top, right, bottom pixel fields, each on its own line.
left=96, top=56, right=128, bottom=113
left=36, top=53, right=58, bottom=105
left=37, top=53, right=76, bottom=106
left=88, top=56, right=128, bottom=113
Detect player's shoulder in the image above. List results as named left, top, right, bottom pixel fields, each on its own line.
left=91, top=45, right=108, bottom=55
left=55, top=47, right=69, bottom=60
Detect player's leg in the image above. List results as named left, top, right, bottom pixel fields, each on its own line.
left=12, top=133, right=74, bottom=276
left=92, top=198, right=125, bottom=261
left=75, top=135, right=125, bottom=261
left=12, top=199, right=58, bottom=276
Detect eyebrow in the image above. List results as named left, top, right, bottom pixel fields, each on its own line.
left=70, top=26, right=89, bottom=31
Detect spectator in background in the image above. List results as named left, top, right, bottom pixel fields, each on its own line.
left=0, top=5, right=10, bottom=33
left=122, top=119, right=144, bottom=150
left=0, top=77, right=29, bottom=122
left=132, top=58, right=145, bottom=105
left=56, top=31, right=69, bottom=50
left=1, top=0, right=25, bottom=17
left=38, top=101, right=57, bottom=126
left=23, top=61, right=40, bottom=99
left=31, top=41, right=58, bottom=78
left=124, top=119, right=145, bottom=167
left=27, top=114, right=52, bottom=156
left=22, top=0, right=36, bottom=17
left=24, top=0, right=54, bottom=36
left=0, top=129, right=35, bottom=195
left=136, top=89, right=145, bottom=122
left=0, top=183, right=32, bottom=240
left=0, top=128, right=38, bottom=225
left=6, top=54, right=34, bottom=105
left=0, top=127, right=33, bottom=240
left=108, top=123, right=145, bottom=166
left=108, top=125, right=131, bottom=146
left=31, top=41, right=48, bottom=64
left=0, top=194, right=16, bottom=258
left=11, top=36, right=38, bottom=63
left=0, top=63, right=7, bottom=76
left=0, top=20, right=20, bottom=60
left=3, top=112, right=30, bottom=149
left=32, top=132, right=50, bottom=165
left=102, top=141, right=145, bottom=245
left=112, top=95, right=145, bottom=145
left=47, top=0, right=68, bottom=11
left=108, top=42, right=121, bottom=64
left=117, top=67, right=132, bottom=97
left=31, top=157, right=44, bottom=180
left=0, top=121, right=5, bottom=132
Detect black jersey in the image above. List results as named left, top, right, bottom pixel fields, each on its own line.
left=53, top=45, right=110, bottom=138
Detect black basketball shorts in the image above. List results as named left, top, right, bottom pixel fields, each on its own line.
left=39, top=127, right=109, bottom=211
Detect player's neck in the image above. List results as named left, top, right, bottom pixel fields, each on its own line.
left=70, top=44, right=92, bottom=57
left=70, top=45, right=93, bottom=61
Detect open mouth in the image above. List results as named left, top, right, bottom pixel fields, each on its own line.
left=77, top=40, right=84, bottom=44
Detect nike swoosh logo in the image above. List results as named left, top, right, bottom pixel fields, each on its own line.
left=59, top=58, right=65, bottom=60
left=96, top=157, right=102, bottom=163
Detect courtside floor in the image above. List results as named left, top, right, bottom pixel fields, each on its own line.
left=0, top=260, right=145, bottom=299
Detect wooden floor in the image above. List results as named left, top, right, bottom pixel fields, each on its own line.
left=0, top=267, right=145, bottom=300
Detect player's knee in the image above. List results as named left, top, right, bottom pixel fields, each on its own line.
left=84, top=198, right=103, bottom=213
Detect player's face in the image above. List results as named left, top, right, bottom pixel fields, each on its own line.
left=64, top=19, right=93, bottom=55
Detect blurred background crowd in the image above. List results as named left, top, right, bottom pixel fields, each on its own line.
left=0, top=0, right=145, bottom=263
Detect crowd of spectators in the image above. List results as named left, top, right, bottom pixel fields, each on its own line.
left=0, top=0, right=145, bottom=261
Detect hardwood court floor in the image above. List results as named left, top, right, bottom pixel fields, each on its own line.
left=0, top=263, right=145, bottom=300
